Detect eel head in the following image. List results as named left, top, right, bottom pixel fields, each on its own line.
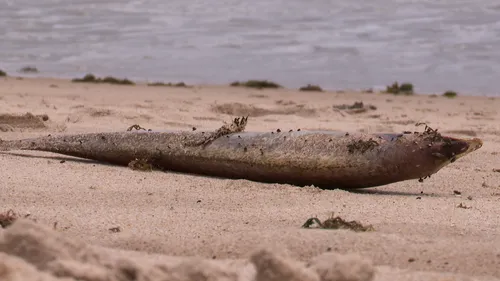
left=419, top=135, right=483, bottom=179
left=430, top=136, right=483, bottom=163
left=388, top=134, right=483, bottom=185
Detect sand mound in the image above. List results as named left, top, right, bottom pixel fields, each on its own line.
left=211, top=102, right=317, bottom=117
left=0, top=219, right=375, bottom=281
left=0, top=112, right=49, bottom=130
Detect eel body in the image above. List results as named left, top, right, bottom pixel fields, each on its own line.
left=0, top=127, right=482, bottom=189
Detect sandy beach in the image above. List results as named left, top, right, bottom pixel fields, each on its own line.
left=1, top=76, right=499, bottom=280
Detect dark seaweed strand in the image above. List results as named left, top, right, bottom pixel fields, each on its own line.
left=185, top=116, right=248, bottom=147
left=415, top=122, right=452, bottom=146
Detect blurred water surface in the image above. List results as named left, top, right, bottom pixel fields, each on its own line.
left=1, top=0, right=500, bottom=95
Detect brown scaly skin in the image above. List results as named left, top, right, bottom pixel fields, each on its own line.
left=0, top=124, right=482, bottom=189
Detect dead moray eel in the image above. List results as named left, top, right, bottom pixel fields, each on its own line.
left=0, top=123, right=482, bottom=189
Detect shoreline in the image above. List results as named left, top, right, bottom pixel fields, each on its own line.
left=1, top=70, right=497, bottom=99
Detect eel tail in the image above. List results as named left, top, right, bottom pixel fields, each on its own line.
left=0, top=138, right=34, bottom=151
left=1, top=138, right=12, bottom=151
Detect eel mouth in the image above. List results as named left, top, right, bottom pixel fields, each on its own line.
left=456, top=137, right=483, bottom=159
left=435, top=136, right=483, bottom=162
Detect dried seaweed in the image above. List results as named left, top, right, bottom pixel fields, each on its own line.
left=456, top=203, right=471, bottom=209
left=72, top=73, right=135, bottom=85
left=0, top=209, right=18, bottom=228
left=186, top=116, right=248, bottom=147
left=230, top=80, right=281, bottom=89
left=416, top=122, right=445, bottom=142
left=302, top=214, right=374, bottom=232
left=299, top=84, right=323, bottom=92
left=147, top=82, right=189, bottom=87
left=19, top=66, right=39, bottom=73
left=333, top=102, right=377, bottom=114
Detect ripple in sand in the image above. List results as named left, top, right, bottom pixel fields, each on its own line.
left=211, top=102, right=317, bottom=118
left=0, top=112, right=49, bottom=130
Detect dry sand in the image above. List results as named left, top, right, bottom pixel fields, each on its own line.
left=0, top=76, right=499, bottom=280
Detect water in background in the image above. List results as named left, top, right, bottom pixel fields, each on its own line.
left=1, top=0, right=500, bottom=96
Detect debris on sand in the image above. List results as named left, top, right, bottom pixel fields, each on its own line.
left=0, top=209, right=18, bottom=228
left=147, top=81, right=190, bottom=88
left=299, top=84, right=323, bottom=92
left=333, top=102, right=377, bottom=114
left=72, top=73, right=135, bottom=85
left=230, top=80, right=282, bottom=89
left=302, top=214, right=375, bottom=232
left=18, top=66, right=39, bottom=73
left=443, top=91, right=458, bottom=98
left=385, top=82, right=414, bottom=95
left=456, top=203, right=471, bottom=209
